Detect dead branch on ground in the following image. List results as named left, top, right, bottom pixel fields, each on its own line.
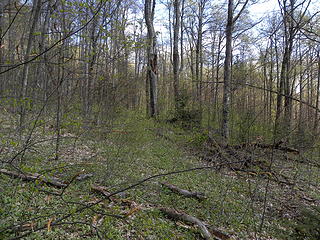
left=161, top=182, right=206, bottom=200
left=0, top=168, right=67, bottom=188
left=160, top=207, right=230, bottom=240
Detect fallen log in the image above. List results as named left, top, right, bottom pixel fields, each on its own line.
left=0, top=169, right=67, bottom=188
left=161, top=182, right=205, bottom=200
left=160, top=208, right=230, bottom=240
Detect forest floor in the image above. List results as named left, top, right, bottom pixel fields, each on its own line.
left=0, top=111, right=319, bottom=239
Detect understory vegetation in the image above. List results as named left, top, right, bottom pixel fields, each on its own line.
left=0, top=111, right=319, bottom=239
left=0, top=0, right=319, bottom=239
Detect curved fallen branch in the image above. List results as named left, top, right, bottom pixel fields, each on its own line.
left=160, top=208, right=230, bottom=240
left=160, top=207, right=212, bottom=239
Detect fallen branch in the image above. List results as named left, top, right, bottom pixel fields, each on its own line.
left=91, top=184, right=127, bottom=201
left=207, top=226, right=231, bottom=240
left=161, top=182, right=205, bottom=200
left=231, top=167, right=297, bottom=186
left=0, top=169, right=67, bottom=188
left=229, top=142, right=299, bottom=154
left=9, top=160, right=244, bottom=240
left=76, top=173, right=93, bottom=181
left=91, top=184, right=112, bottom=198
left=160, top=208, right=230, bottom=240
left=256, top=143, right=299, bottom=154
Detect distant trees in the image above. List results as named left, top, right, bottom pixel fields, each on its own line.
left=275, top=0, right=314, bottom=138
left=0, top=0, right=318, bottom=144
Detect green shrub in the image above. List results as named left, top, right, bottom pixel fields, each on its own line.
left=168, top=90, right=202, bottom=129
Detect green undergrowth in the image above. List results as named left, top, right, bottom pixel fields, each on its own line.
left=0, top=110, right=319, bottom=239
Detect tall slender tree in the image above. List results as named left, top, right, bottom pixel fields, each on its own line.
left=221, top=0, right=249, bottom=141
left=19, top=0, right=42, bottom=132
left=145, top=0, right=158, bottom=117
left=173, top=0, right=181, bottom=111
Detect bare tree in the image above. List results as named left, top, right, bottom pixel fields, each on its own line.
left=275, top=0, right=313, bottom=137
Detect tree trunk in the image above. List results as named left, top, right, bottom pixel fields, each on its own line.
left=314, top=50, right=320, bottom=133
left=221, top=0, right=249, bottom=141
left=0, top=1, right=8, bottom=93
left=19, top=0, right=42, bottom=132
left=221, top=0, right=234, bottom=140
left=36, top=0, right=52, bottom=116
left=145, top=0, right=158, bottom=117
left=173, top=0, right=181, bottom=111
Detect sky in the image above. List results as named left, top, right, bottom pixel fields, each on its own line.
left=153, top=0, right=319, bottom=44
left=153, top=0, right=282, bottom=38
left=149, top=0, right=320, bottom=62
left=249, top=0, right=320, bottom=18
left=248, top=0, right=280, bottom=19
